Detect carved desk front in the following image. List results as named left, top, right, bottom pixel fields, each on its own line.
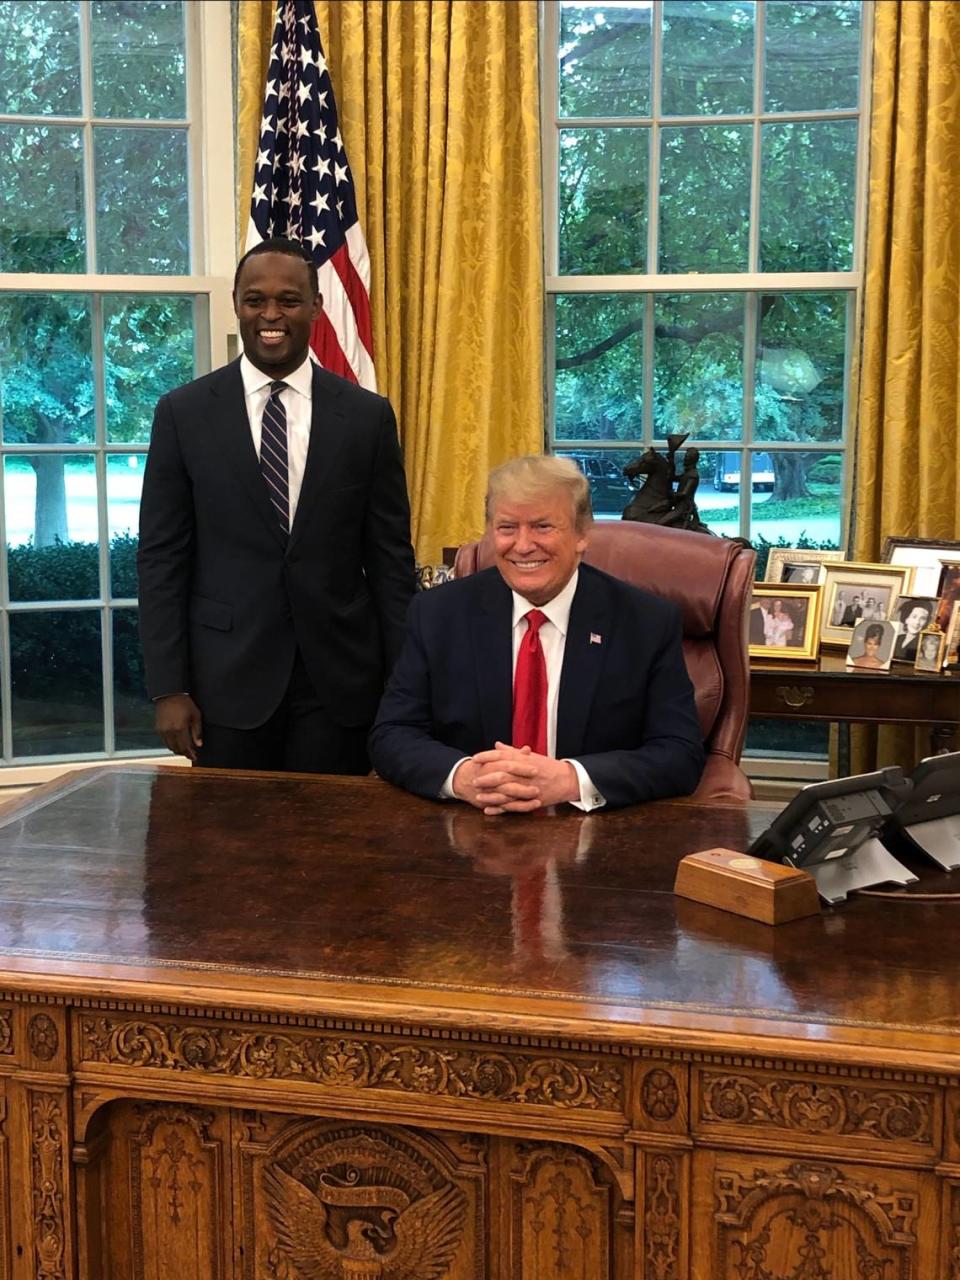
left=0, top=765, right=957, bottom=1279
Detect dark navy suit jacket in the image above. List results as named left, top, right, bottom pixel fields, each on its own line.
left=369, top=563, right=705, bottom=809
left=138, top=359, right=416, bottom=730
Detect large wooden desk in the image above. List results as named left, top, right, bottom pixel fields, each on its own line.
left=751, top=652, right=960, bottom=755
left=0, top=766, right=959, bottom=1279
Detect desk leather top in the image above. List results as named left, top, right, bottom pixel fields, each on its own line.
left=0, top=766, right=958, bottom=1058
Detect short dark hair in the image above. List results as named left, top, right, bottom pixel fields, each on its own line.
left=864, top=622, right=885, bottom=642
left=233, top=238, right=319, bottom=297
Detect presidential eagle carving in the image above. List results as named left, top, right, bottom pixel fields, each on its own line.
left=263, top=1136, right=466, bottom=1280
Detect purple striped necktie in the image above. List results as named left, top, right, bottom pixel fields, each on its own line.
left=260, top=380, right=289, bottom=531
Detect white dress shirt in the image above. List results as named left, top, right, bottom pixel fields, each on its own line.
left=444, top=569, right=606, bottom=811
left=240, top=353, right=313, bottom=530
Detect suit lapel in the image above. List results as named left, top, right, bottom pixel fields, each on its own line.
left=288, top=364, right=348, bottom=551
left=472, top=572, right=514, bottom=747
left=556, top=569, right=610, bottom=758
left=208, top=361, right=287, bottom=547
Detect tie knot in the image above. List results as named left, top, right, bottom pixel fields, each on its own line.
left=269, top=380, right=287, bottom=398
left=524, top=608, right=547, bottom=636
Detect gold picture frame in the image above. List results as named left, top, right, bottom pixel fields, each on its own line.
left=764, top=547, right=844, bottom=584
left=819, top=562, right=915, bottom=647
left=748, top=583, right=822, bottom=660
left=914, top=629, right=946, bottom=674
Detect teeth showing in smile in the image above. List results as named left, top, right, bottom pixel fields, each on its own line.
left=260, top=330, right=286, bottom=342
left=513, top=561, right=546, bottom=570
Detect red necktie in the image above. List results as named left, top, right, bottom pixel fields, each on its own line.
left=512, top=608, right=548, bottom=755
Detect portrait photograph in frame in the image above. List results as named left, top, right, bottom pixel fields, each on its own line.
left=881, top=536, right=960, bottom=597
left=819, top=562, right=914, bottom=647
left=914, top=629, right=946, bottom=674
left=944, top=600, right=960, bottom=668
left=936, top=561, right=960, bottom=631
left=764, top=547, right=844, bottom=584
left=845, top=618, right=896, bottom=671
left=890, top=595, right=940, bottom=663
left=748, top=583, right=822, bottom=660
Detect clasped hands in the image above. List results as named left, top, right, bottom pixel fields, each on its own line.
left=452, top=741, right=579, bottom=815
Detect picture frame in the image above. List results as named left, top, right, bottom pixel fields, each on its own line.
left=936, top=561, right=960, bottom=631
left=819, top=562, right=914, bottom=647
left=880, top=536, right=960, bottom=597
left=748, top=583, right=822, bottom=660
left=914, top=629, right=946, bottom=673
left=943, top=599, right=960, bottom=668
left=845, top=618, right=896, bottom=671
left=889, top=595, right=941, bottom=664
left=764, top=547, right=844, bottom=584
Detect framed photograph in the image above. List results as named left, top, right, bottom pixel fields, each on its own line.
left=819, top=562, right=914, bottom=647
left=764, top=547, right=844, bottom=584
left=914, top=629, right=946, bottom=674
left=845, top=618, right=896, bottom=671
left=748, top=583, right=822, bottom=660
left=944, top=599, right=960, bottom=668
left=890, top=595, right=940, bottom=663
left=936, top=561, right=960, bottom=630
left=881, top=536, right=960, bottom=597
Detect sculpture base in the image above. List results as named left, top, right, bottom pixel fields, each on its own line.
left=674, top=847, right=820, bottom=925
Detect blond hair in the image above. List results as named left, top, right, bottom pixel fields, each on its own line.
left=485, top=456, right=593, bottom=532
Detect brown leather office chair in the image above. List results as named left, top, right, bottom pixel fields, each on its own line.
left=454, top=521, right=756, bottom=802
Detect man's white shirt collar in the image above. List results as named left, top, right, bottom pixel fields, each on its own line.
left=239, top=352, right=313, bottom=400
left=511, top=567, right=580, bottom=634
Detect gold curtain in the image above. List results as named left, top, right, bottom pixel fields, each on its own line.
left=847, top=0, right=960, bottom=772
left=235, top=0, right=544, bottom=564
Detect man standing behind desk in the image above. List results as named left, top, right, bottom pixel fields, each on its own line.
left=370, top=456, right=704, bottom=812
left=138, top=238, right=416, bottom=772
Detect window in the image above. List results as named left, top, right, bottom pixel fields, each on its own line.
left=545, top=0, right=867, bottom=559
left=0, top=0, right=234, bottom=764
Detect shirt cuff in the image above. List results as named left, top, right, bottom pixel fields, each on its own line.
left=566, top=759, right=606, bottom=811
left=440, top=757, right=472, bottom=800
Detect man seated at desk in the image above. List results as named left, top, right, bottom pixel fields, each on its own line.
left=369, top=456, right=705, bottom=813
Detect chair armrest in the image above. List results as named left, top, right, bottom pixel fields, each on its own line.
left=691, top=753, right=753, bottom=803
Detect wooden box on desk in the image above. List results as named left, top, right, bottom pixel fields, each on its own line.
left=674, top=846, right=820, bottom=925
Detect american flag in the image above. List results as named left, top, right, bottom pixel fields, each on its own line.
left=247, top=0, right=376, bottom=390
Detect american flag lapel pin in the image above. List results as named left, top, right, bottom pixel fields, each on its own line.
left=589, top=632, right=602, bottom=645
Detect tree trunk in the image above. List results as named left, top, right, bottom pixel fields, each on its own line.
left=32, top=455, right=68, bottom=546
left=770, top=453, right=810, bottom=501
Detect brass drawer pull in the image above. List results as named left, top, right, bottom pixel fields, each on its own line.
left=776, top=684, right=814, bottom=710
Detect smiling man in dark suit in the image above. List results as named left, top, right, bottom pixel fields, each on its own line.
left=369, top=456, right=704, bottom=812
left=138, top=238, right=416, bottom=772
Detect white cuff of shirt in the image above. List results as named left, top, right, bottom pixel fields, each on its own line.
left=440, top=758, right=471, bottom=800
left=566, top=758, right=606, bottom=811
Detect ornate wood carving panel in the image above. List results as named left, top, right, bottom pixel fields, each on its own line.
left=696, top=1067, right=938, bottom=1158
left=240, top=1116, right=485, bottom=1279
left=640, top=1151, right=686, bottom=1280
left=77, top=1014, right=624, bottom=1113
left=635, top=1064, right=688, bottom=1137
left=509, top=1142, right=621, bottom=1279
left=28, top=1089, right=69, bottom=1280
left=693, top=1151, right=938, bottom=1280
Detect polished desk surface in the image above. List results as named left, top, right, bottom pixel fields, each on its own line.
left=0, top=765, right=959, bottom=1066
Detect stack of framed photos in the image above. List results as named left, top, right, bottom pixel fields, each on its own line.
left=748, top=539, right=960, bottom=673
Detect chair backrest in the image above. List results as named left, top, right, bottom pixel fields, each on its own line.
left=454, top=521, right=756, bottom=764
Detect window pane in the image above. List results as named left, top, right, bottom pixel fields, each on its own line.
left=556, top=447, right=639, bottom=517
left=95, top=127, right=189, bottom=273
left=659, top=125, right=750, bottom=272
left=104, top=295, right=195, bottom=442
left=559, top=128, right=648, bottom=274
left=678, top=448, right=745, bottom=535
left=4, top=455, right=100, bottom=599
left=0, top=124, right=85, bottom=272
left=661, top=1, right=755, bottom=116
left=0, top=295, right=94, bottom=447
left=760, top=120, right=857, bottom=272
left=653, top=293, right=744, bottom=440
left=106, top=455, right=143, bottom=598
left=113, top=608, right=153, bottom=750
left=91, top=0, right=186, bottom=119
left=765, top=1, right=861, bottom=113
left=0, top=1, right=81, bottom=116
left=749, top=448, right=843, bottom=548
left=555, top=294, right=643, bottom=442
left=10, top=610, right=104, bottom=756
left=755, top=293, right=847, bottom=445
left=559, top=3, right=651, bottom=118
